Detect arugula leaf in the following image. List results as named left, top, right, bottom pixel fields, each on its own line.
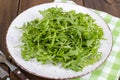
left=20, top=7, right=104, bottom=71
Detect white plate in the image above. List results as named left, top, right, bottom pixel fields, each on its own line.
left=6, top=3, right=112, bottom=79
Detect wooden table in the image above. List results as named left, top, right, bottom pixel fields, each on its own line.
left=0, top=0, right=120, bottom=80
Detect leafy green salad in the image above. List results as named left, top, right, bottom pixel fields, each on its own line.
left=20, top=7, right=104, bottom=71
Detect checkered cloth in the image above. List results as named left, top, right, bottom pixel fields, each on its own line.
left=54, top=0, right=120, bottom=80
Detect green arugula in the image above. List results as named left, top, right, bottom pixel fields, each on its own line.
left=20, top=7, right=104, bottom=71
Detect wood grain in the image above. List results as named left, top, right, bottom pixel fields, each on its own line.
left=84, top=0, right=120, bottom=17
left=18, top=0, right=54, bottom=14
left=0, top=0, right=19, bottom=56
left=73, top=0, right=83, bottom=6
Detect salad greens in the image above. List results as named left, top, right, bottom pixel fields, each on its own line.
left=20, top=7, right=104, bottom=71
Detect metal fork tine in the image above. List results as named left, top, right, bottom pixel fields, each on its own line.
left=0, top=51, right=6, bottom=58
left=0, top=51, right=4, bottom=55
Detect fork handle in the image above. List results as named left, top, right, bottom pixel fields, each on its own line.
left=12, top=68, right=29, bottom=80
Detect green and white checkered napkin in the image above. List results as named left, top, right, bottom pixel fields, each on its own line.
left=54, top=0, right=120, bottom=80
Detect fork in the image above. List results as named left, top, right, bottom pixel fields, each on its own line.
left=0, top=50, right=29, bottom=80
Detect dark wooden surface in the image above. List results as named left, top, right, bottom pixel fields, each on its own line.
left=0, top=0, right=120, bottom=80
